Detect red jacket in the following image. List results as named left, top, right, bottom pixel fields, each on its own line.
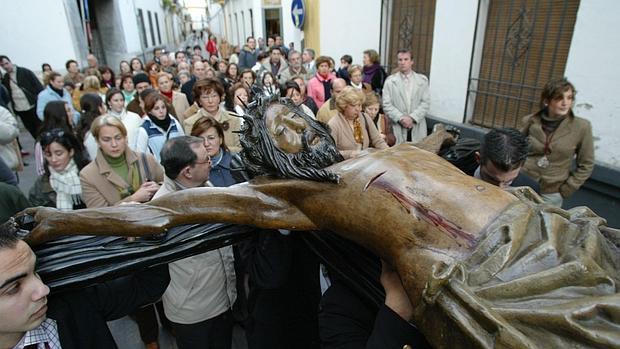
left=206, top=40, right=218, bottom=57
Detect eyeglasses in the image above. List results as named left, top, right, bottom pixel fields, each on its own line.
left=194, top=155, right=212, bottom=165
left=40, top=128, right=65, bottom=145
left=200, top=93, right=220, bottom=101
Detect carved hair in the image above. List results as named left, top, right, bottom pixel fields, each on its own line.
left=239, top=94, right=344, bottom=183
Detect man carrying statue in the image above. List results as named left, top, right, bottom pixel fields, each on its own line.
left=10, top=94, right=620, bottom=349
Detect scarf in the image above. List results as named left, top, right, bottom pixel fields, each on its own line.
left=362, top=64, right=381, bottom=84
left=150, top=113, right=172, bottom=131
left=161, top=89, right=173, bottom=102
left=353, top=116, right=363, bottom=144
left=540, top=111, right=566, bottom=135
left=103, top=152, right=141, bottom=198
left=322, top=78, right=332, bottom=101
left=49, top=159, right=82, bottom=211
left=49, top=84, right=64, bottom=97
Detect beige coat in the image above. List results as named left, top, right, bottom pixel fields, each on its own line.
left=382, top=71, right=430, bottom=144
left=328, top=112, right=388, bottom=159
left=153, top=176, right=236, bottom=324
left=316, top=98, right=339, bottom=124
left=171, top=91, right=190, bottom=125
left=520, top=112, right=594, bottom=197
left=183, top=108, right=242, bottom=153
left=79, top=148, right=164, bottom=208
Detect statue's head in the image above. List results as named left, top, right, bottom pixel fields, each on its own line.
left=239, top=95, right=344, bottom=183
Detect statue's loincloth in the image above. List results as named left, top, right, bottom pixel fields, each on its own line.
left=419, top=189, right=620, bottom=349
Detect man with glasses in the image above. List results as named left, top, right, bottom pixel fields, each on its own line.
left=154, top=136, right=236, bottom=349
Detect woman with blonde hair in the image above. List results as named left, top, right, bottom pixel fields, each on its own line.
left=328, top=86, right=388, bottom=159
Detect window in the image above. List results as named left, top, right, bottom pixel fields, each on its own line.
left=147, top=10, right=155, bottom=47
left=155, top=13, right=162, bottom=45
left=137, top=9, right=148, bottom=48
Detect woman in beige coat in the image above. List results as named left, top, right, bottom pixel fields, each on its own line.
left=520, top=78, right=594, bottom=207
left=157, top=72, right=190, bottom=124
left=79, top=115, right=163, bottom=208
left=328, top=86, right=388, bottom=159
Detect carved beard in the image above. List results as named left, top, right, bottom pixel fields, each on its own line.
left=240, top=98, right=344, bottom=183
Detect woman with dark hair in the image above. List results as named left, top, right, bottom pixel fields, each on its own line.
left=36, top=71, right=80, bottom=124
left=29, top=128, right=89, bottom=211
left=225, top=82, right=249, bottom=116
left=284, top=81, right=314, bottom=118
left=225, top=63, right=239, bottom=85
left=99, top=66, right=116, bottom=89
left=105, top=88, right=143, bottom=151
left=520, top=77, right=594, bottom=207
left=120, top=73, right=136, bottom=106
left=145, top=60, right=160, bottom=89
left=119, top=60, right=131, bottom=75
left=136, top=93, right=184, bottom=162
left=184, top=78, right=241, bottom=152
left=35, top=101, right=76, bottom=176
left=362, top=49, right=387, bottom=94
left=261, top=71, right=279, bottom=96
left=130, top=57, right=145, bottom=75
left=77, top=93, right=107, bottom=160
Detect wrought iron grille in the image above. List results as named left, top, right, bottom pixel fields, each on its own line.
left=387, top=0, right=436, bottom=77
left=466, top=0, right=580, bottom=128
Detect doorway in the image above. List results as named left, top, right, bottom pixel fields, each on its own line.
left=264, top=8, right=282, bottom=38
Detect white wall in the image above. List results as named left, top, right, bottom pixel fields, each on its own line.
left=428, top=0, right=479, bottom=123
left=134, top=0, right=166, bottom=49
left=281, top=0, right=303, bottom=53
left=0, top=0, right=77, bottom=74
left=564, top=0, right=620, bottom=168
left=318, top=0, right=381, bottom=67
left=118, top=0, right=141, bottom=53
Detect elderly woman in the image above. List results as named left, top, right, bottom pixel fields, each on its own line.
left=362, top=49, right=387, bottom=94
left=306, top=56, right=336, bottom=109
left=29, top=128, right=89, bottom=210
left=136, top=93, right=184, bottom=162
left=348, top=64, right=372, bottom=93
left=520, top=78, right=594, bottom=207
left=157, top=72, right=190, bottom=123
left=80, top=114, right=163, bottom=208
left=184, top=78, right=241, bottom=152
left=328, top=86, right=388, bottom=159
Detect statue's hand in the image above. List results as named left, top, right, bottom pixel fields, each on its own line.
left=15, top=206, right=61, bottom=245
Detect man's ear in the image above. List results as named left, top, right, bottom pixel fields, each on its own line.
left=475, top=151, right=481, bottom=165
left=181, top=165, right=192, bottom=179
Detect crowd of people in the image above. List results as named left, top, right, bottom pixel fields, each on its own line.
left=0, top=30, right=595, bottom=349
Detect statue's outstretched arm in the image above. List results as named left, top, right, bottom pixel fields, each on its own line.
left=22, top=183, right=316, bottom=245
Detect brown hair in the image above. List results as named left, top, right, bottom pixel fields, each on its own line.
left=143, top=93, right=168, bottom=114
left=363, top=49, right=380, bottom=64
left=190, top=116, right=229, bottom=152
left=192, top=78, right=225, bottom=107
left=540, top=77, right=576, bottom=109
left=315, top=56, right=333, bottom=69
left=363, top=92, right=381, bottom=109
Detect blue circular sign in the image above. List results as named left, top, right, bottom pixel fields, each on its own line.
left=291, top=0, right=305, bottom=29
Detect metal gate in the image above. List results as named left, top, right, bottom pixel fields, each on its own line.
left=466, top=0, right=580, bottom=128
left=386, top=0, right=436, bottom=76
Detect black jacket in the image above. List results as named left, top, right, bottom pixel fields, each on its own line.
left=47, top=264, right=170, bottom=349
left=1, top=66, right=44, bottom=106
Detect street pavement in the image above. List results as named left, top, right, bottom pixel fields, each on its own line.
left=17, top=129, right=247, bottom=349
